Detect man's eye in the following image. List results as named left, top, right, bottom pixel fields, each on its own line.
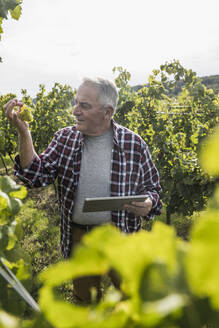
left=81, top=103, right=90, bottom=109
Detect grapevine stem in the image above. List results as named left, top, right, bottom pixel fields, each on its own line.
left=0, top=153, right=9, bottom=175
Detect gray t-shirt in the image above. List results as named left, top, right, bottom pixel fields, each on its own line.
left=72, top=128, right=113, bottom=225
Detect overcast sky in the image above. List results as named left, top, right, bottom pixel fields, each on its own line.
left=1, top=0, right=219, bottom=98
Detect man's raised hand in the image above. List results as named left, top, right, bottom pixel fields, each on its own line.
left=4, top=99, right=29, bottom=132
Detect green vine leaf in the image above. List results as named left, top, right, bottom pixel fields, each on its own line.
left=200, top=127, right=219, bottom=176
left=9, top=4, right=21, bottom=20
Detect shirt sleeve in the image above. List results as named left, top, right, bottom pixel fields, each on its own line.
left=139, top=143, right=162, bottom=220
left=14, top=131, right=61, bottom=188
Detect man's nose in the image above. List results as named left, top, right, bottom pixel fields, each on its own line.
left=73, top=104, right=80, bottom=116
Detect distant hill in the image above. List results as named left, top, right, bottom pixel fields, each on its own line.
left=133, top=74, right=219, bottom=95
left=200, top=75, right=219, bottom=93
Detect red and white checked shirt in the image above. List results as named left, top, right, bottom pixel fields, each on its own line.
left=14, top=120, right=162, bottom=258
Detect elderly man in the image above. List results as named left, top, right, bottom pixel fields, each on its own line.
left=4, top=77, right=162, bottom=303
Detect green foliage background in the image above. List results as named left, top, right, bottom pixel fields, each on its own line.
left=0, top=0, right=22, bottom=63
left=1, top=1, right=219, bottom=327
left=113, top=61, right=219, bottom=223
left=0, top=63, right=219, bottom=326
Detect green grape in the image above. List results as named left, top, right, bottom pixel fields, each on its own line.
left=18, top=104, right=33, bottom=123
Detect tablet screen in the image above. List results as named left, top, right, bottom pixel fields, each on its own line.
left=82, top=195, right=148, bottom=212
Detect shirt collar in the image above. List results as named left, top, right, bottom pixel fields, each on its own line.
left=76, top=119, right=123, bottom=148
left=111, top=119, right=121, bottom=145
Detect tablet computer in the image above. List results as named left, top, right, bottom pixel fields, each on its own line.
left=82, top=195, right=148, bottom=212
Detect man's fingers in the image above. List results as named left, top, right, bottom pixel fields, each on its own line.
left=3, top=99, right=17, bottom=117
left=3, top=99, right=27, bottom=133
left=16, top=101, right=23, bottom=108
left=4, top=99, right=23, bottom=120
left=131, top=202, right=146, bottom=208
left=4, top=99, right=23, bottom=111
left=3, top=98, right=17, bottom=109
left=124, top=199, right=152, bottom=216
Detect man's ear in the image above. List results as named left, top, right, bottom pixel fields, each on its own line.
left=104, top=106, right=114, bottom=120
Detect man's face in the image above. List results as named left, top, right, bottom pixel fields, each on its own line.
left=73, top=84, right=111, bottom=136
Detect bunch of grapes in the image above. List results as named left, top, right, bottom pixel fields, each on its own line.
left=18, top=104, right=33, bottom=123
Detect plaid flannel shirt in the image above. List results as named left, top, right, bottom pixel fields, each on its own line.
left=14, top=120, right=162, bottom=258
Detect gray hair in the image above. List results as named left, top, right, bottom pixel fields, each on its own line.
left=81, top=77, right=118, bottom=114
